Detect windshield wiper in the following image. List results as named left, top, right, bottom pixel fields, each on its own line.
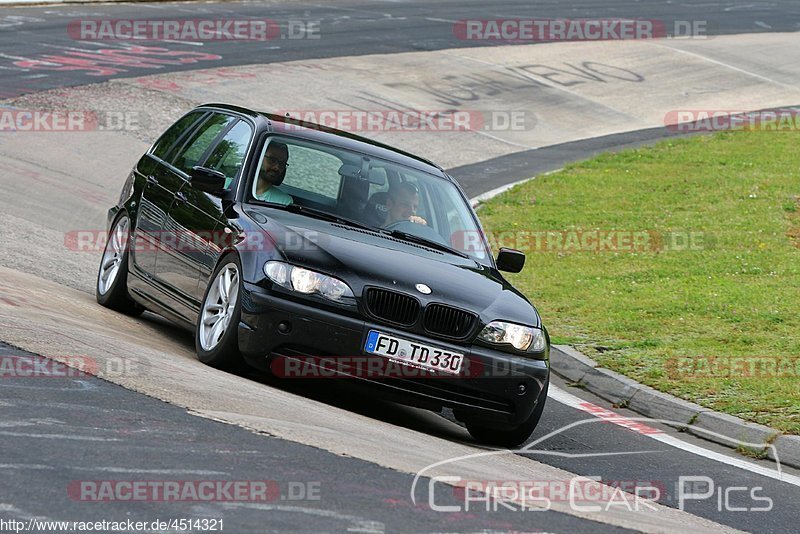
left=257, top=202, right=471, bottom=258
left=385, top=229, right=470, bottom=259
left=273, top=203, right=377, bottom=232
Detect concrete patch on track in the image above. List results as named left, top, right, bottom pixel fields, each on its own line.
left=4, top=32, right=800, bottom=174
left=0, top=266, right=741, bottom=533
left=109, top=32, right=800, bottom=169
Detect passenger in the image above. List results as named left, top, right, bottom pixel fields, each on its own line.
left=254, top=141, right=293, bottom=206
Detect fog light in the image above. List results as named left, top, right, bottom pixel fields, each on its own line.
left=517, top=383, right=527, bottom=396
left=278, top=321, right=292, bottom=334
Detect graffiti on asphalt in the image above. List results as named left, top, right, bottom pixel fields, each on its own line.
left=385, top=61, right=644, bottom=107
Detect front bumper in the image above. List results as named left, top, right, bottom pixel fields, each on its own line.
left=238, top=283, right=549, bottom=427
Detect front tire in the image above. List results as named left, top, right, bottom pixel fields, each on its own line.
left=195, top=254, right=244, bottom=370
left=466, top=378, right=549, bottom=448
left=96, top=213, right=144, bottom=316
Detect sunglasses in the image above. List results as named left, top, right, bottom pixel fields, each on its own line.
left=265, top=155, right=289, bottom=168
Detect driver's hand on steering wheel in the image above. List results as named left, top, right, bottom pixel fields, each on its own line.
left=409, top=215, right=427, bottom=225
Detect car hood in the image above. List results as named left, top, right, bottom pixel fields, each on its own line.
left=248, top=208, right=541, bottom=327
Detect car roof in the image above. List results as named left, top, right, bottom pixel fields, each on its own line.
left=198, top=102, right=449, bottom=178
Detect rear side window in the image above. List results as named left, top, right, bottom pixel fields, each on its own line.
left=151, top=111, right=205, bottom=161
left=204, top=120, right=253, bottom=189
left=169, top=114, right=236, bottom=175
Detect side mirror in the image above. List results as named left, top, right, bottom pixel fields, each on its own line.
left=190, top=166, right=227, bottom=195
left=496, top=247, right=525, bottom=273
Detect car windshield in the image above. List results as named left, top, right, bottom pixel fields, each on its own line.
left=249, top=135, right=491, bottom=263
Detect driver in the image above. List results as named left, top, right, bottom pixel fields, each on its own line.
left=383, top=182, right=427, bottom=227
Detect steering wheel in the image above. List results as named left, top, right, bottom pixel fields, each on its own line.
left=383, top=220, right=409, bottom=231
left=382, top=220, right=449, bottom=246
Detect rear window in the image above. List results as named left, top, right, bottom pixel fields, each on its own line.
left=150, top=111, right=206, bottom=160
left=169, top=114, right=236, bottom=175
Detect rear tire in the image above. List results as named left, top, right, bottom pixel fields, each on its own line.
left=466, top=378, right=549, bottom=448
left=195, top=253, right=245, bottom=370
left=96, top=213, right=144, bottom=316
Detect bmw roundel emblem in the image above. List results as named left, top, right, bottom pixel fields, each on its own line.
left=415, top=283, right=432, bottom=295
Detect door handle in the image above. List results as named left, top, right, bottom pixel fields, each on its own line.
left=174, top=191, right=188, bottom=203
left=146, top=175, right=158, bottom=185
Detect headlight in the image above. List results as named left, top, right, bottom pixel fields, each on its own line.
left=290, top=267, right=321, bottom=294
left=264, top=261, right=290, bottom=286
left=264, top=261, right=354, bottom=302
left=478, top=321, right=545, bottom=352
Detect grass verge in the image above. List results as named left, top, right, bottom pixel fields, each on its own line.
left=478, top=130, right=800, bottom=434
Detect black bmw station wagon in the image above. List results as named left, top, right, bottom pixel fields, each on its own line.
left=97, top=104, right=550, bottom=446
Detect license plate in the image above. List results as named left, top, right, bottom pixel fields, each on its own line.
left=364, top=330, right=463, bottom=375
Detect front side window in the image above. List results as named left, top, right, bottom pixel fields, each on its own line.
left=281, top=145, right=342, bottom=200
left=248, top=135, right=490, bottom=263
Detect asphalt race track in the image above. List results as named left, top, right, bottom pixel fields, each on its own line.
left=2, top=0, right=800, bottom=97
left=1, top=1, right=800, bottom=532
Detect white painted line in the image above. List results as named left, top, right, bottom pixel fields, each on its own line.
left=470, top=128, right=537, bottom=150
left=161, top=39, right=204, bottom=46
left=0, top=421, right=36, bottom=428
left=0, top=463, right=226, bottom=475
left=0, top=464, right=54, bottom=470
left=0, top=53, right=36, bottom=62
left=470, top=168, right=563, bottom=207
left=425, top=17, right=459, bottom=24
left=723, top=4, right=759, bottom=12
left=549, top=385, right=800, bottom=487
left=470, top=176, right=537, bottom=207
left=73, top=467, right=229, bottom=475
left=0, top=431, right=120, bottom=442
left=647, top=41, right=798, bottom=91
